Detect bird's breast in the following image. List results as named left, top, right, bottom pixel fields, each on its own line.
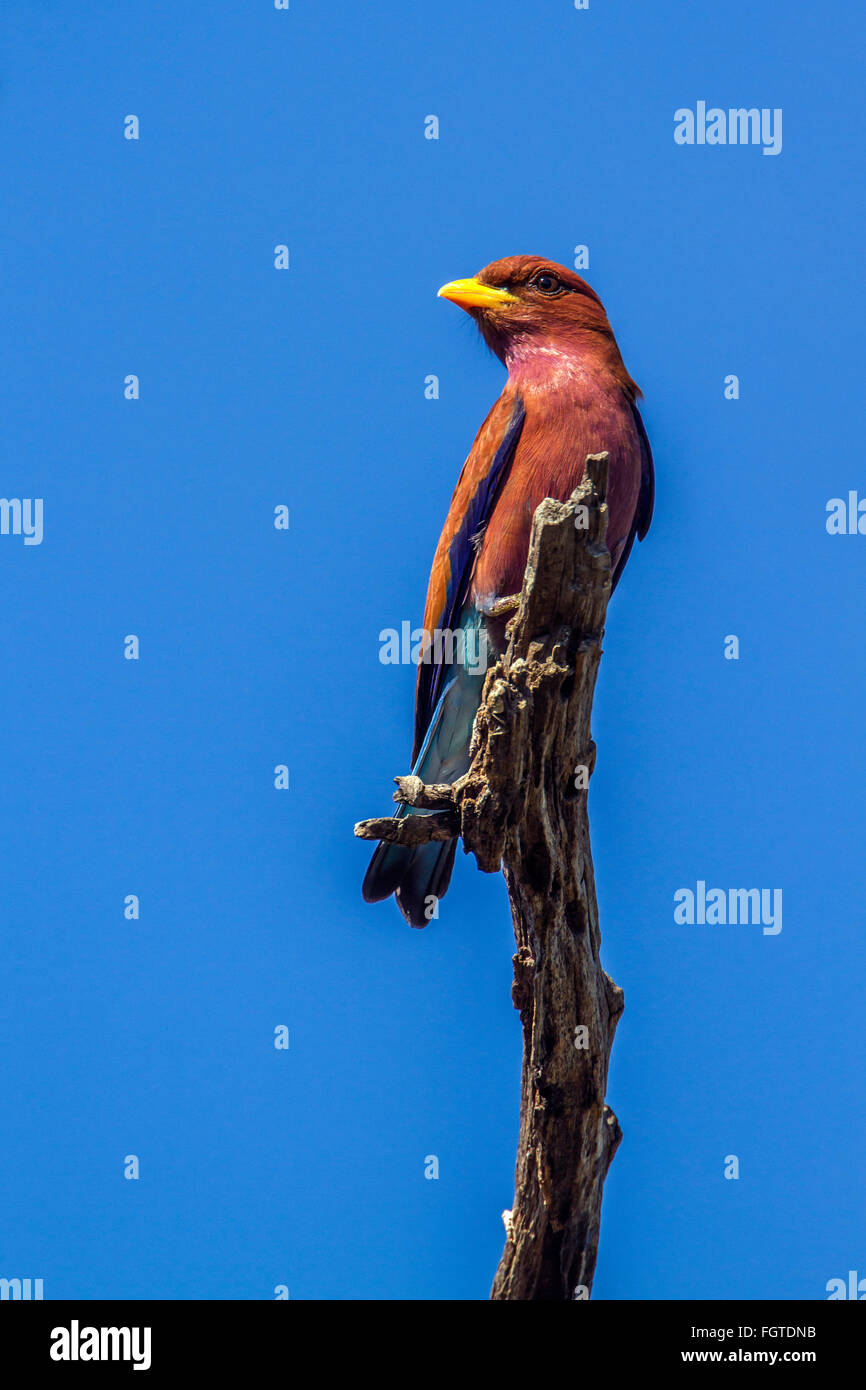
left=472, top=376, right=642, bottom=604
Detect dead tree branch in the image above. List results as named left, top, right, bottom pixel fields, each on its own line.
left=355, top=452, right=623, bottom=1300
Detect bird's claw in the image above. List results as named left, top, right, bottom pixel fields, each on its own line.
left=482, top=593, right=521, bottom=618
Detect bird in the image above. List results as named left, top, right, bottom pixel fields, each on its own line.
left=363, top=255, right=654, bottom=928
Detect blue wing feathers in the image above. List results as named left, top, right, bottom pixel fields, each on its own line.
left=414, top=397, right=525, bottom=755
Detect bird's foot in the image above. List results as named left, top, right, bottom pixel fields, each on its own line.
left=481, top=593, right=521, bottom=618
left=480, top=593, right=522, bottom=641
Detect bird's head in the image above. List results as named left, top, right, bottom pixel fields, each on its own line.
left=438, top=255, right=637, bottom=394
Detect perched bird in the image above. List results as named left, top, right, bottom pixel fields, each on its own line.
left=363, top=255, right=654, bottom=927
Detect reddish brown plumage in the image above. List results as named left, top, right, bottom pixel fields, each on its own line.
left=472, top=255, right=642, bottom=401
left=429, top=255, right=652, bottom=617
left=363, top=255, right=653, bottom=927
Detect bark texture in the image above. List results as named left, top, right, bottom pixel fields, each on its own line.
left=355, top=452, right=623, bottom=1300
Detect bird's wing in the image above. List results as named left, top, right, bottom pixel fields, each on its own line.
left=633, top=401, right=655, bottom=541
left=611, top=399, right=655, bottom=589
left=412, top=391, right=525, bottom=762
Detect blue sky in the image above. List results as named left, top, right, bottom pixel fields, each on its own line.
left=1, top=0, right=863, bottom=1299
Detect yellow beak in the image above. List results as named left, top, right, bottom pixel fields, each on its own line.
left=437, top=277, right=518, bottom=310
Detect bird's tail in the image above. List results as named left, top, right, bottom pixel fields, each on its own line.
left=363, top=633, right=488, bottom=927
left=363, top=835, right=457, bottom=928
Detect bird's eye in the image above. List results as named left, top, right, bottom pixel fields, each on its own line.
left=531, top=272, right=563, bottom=295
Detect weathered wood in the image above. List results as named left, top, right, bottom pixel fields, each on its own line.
left=392, top=776, right=458, bottom=810
left=478, top=453, right=623, bottom=1300
left=353, top=810, right=458, bottom=844
left=355, top=452, right=623, bottom=1299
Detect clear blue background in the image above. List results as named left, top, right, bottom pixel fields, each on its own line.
left=1, top=0, right=863, bottom=1300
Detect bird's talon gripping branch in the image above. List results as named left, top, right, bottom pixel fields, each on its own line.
left=391, top=775, right=458, bottom=809
left=483, top=593, right=522, bottom=618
